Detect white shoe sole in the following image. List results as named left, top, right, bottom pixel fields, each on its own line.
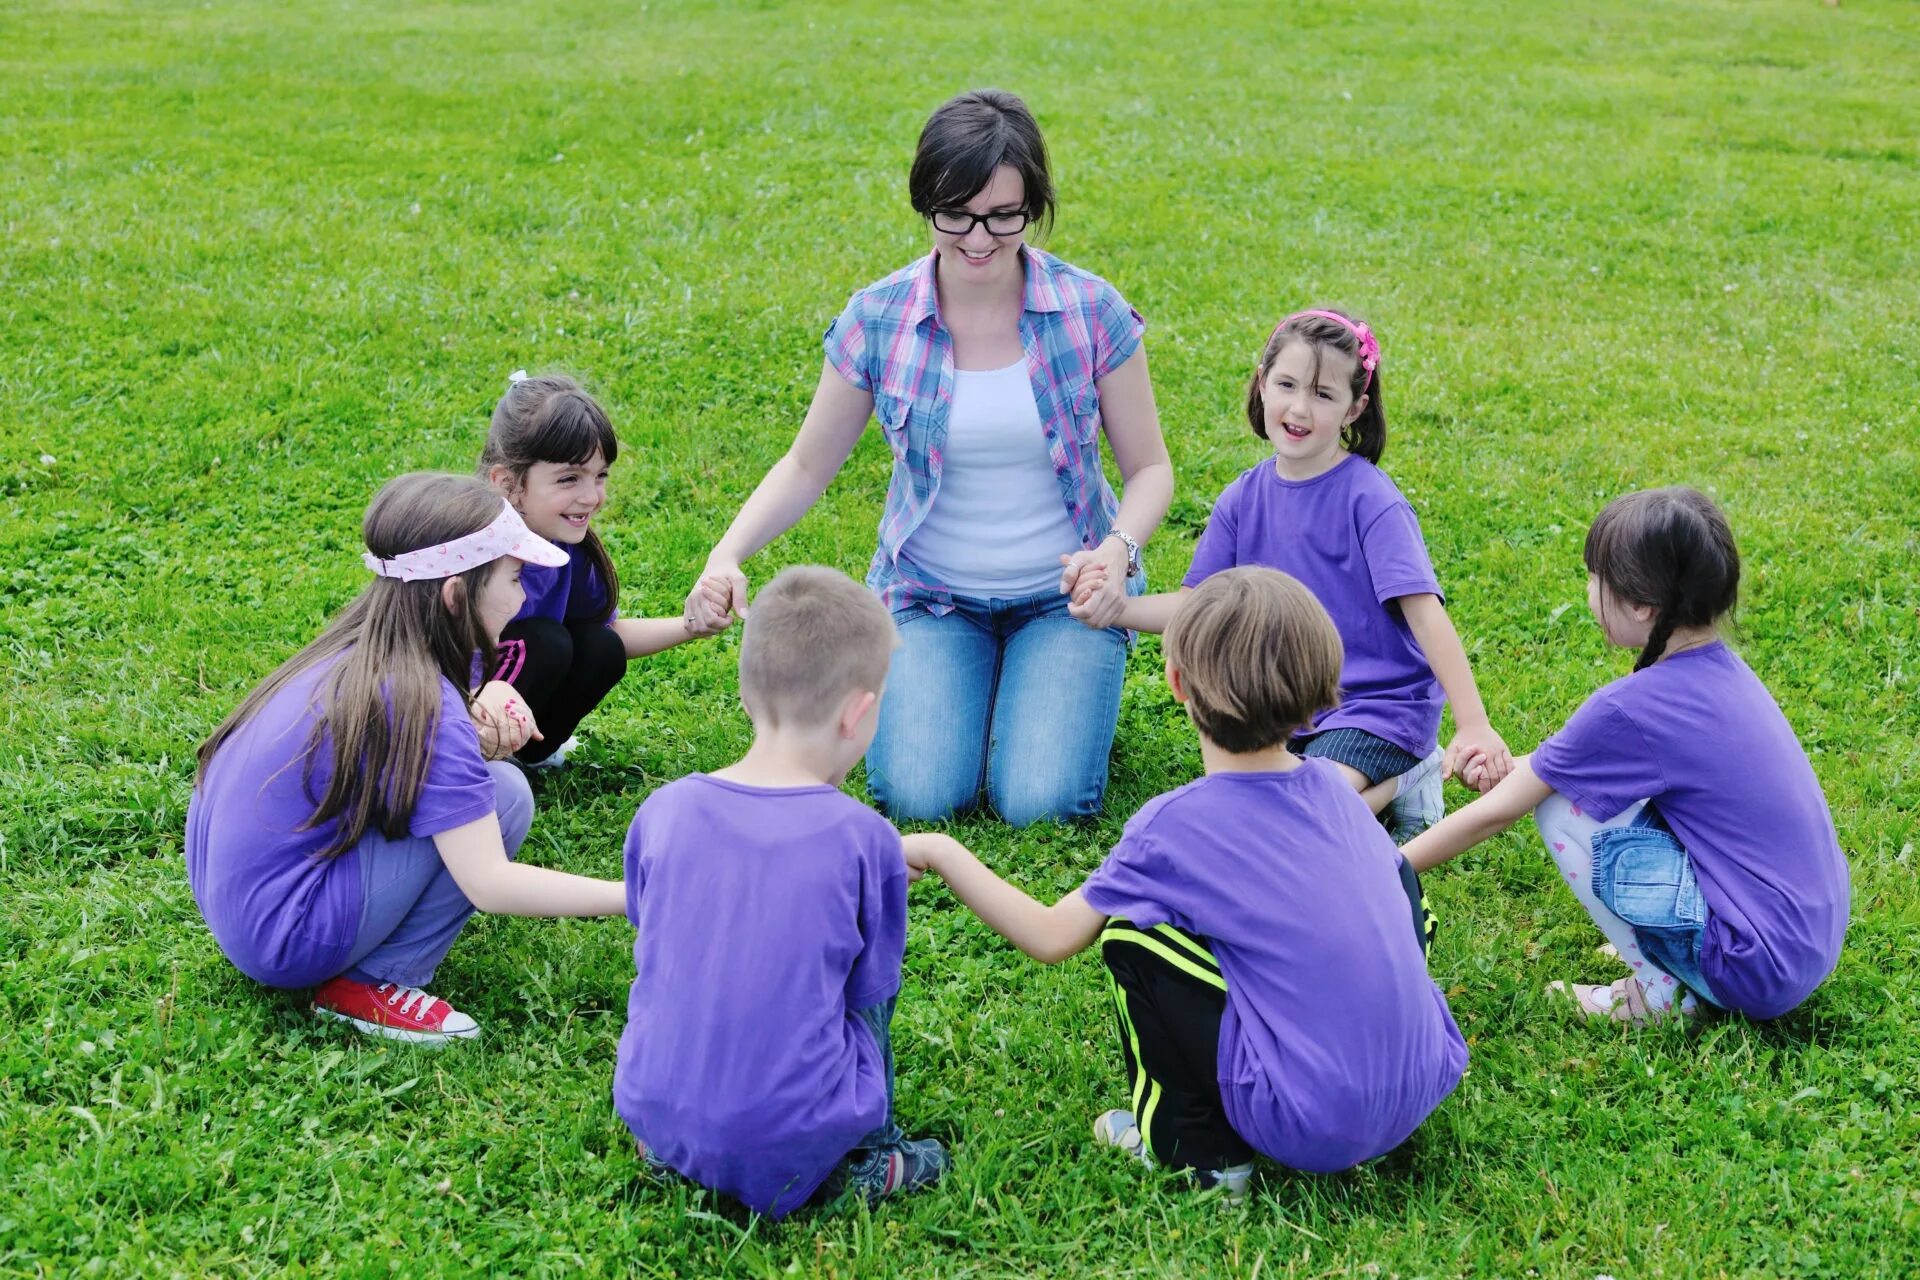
left=313, top=1006, right=480, bottom=1046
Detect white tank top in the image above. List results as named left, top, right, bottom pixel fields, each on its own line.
left=902, top=360, right=1083, bottom=597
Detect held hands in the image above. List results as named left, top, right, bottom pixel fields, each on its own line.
left=471, top=680, right=541, bottom=761
left=1060, top=536, right=1130, bottom=630
left=684, top=557, right=749, bottom=637
left=1444, top=723, right=1513, bottom=793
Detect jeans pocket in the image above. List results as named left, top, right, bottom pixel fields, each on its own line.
left=1592, top=828, right=1707, bottom=930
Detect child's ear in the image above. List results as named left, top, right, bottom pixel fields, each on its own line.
left=1164, top=661, right=1190, bottom=705
left=1345, top=391, right=1370, bottom=425
left=439, top=578, right=466, bottom=617
left=839, top=688, right=879, bottom=740
left=487, top=465, right=521, bottom=500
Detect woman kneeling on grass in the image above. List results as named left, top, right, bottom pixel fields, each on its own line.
left=186, top=473, right=627, bottom=1044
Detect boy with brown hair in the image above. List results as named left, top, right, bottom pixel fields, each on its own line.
left=906, top=567, right=1466, bottom=1194
left=613, top=566, right=947, bottom=1219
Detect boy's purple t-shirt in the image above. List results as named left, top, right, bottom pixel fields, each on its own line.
left=613, top=776, right=907, bottom=1219
left=1531, top=641, right=1848, bottom=1019
left=1080, top=764, right=1467, bottom=1172
left=184, top=653, right=497, bottom=988
left=512, top=541, right=614, bottom=625
left=1183, top=455, right=1444, bottom=757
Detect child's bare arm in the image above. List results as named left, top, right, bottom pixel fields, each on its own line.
left=1399, top=592, right=1511, bottom=790
left=902, top=833, right=1106, bottom=964
left=612, top=615, right=704, bottom=658
left=1068, top=584, right=1189, bottom=634
left=1401, top=757, right=1553, bottom=873
left=434, top=815, right=626, bottom=917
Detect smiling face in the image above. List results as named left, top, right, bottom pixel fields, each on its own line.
left=499, top=451, right=609, bottom=545
left=929, top=164, right=1029, bottom=291
left=1260, top=341, right=1368, bottom=479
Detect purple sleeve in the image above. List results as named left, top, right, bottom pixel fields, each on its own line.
left=1531, top=690, right=1670, bottom=823
left=1359, top=502, right=1442, bottom=603
left=621, top=807, right=648, bottom=925
left=1091, top=282, right=1146, bottom=381
left=1181, top=478, right=1243, bottom=588
left=846, top=823, right=907, bottom=1009
left=1078, top=829, right=1173, bottom=929
left=406, top=681, right=499, bottom=838
left=823, top=296, right=872, bottom=392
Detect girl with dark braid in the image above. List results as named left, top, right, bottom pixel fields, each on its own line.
left=1401, top=488, right=1849, bottom=1025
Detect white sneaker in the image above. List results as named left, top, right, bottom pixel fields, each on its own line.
left=1382, top=747, right=1445, bottom=843
left=522, top=735, right=579, bottom=772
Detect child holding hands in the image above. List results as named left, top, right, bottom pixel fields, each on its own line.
left=1403, top=488, right=1849, bottom=1024
left=613, top=567, right=948, bottom=1219
left=907, top=568, right=1466, bottom=1193
left=1069, top=310, right=1508, bottom=839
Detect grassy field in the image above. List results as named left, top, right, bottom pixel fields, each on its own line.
left=4, top=0, right=1918, bottom=1274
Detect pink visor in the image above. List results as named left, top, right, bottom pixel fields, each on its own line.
left=362, top=499, right=569, bottom=582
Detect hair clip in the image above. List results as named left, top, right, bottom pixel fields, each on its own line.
left=508, top=369, right=528, bottom=387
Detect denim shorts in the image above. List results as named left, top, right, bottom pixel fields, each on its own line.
left=1590, top=805, right=1724, bottom=1008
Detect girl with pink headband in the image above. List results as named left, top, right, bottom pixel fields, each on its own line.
left=186, top=473, right=629, bottom=1044
left=1071, top=307, right=1511, bottom=839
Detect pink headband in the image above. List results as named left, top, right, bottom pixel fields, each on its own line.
left=362, top=499, right=569, bottom=582
left=1272, top=310, right=1380, bottom=387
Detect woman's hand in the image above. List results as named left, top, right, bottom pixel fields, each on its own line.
left=1060, top=536, right=1130, bottom=629
left=685, top=557, right=749, bottom=635
left=471, top=680, right=540, bottom=761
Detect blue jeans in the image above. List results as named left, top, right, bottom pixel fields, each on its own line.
left=342, top=761, right=533, bottom=989
left=850, top=999, right=901, bottom=1150
left=865, top=590, right=1129, bottom=826
left=1591, top=805, right=1725, bottom=1009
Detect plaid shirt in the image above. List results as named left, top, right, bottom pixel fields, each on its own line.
left=824, top=246, right=1146, bottom=614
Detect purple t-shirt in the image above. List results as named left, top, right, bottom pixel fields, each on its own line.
left=184, top=653, right=497, bottom=988
left=1080, top=764, right=1467, bottom=1172
left=1531, top=641, right=1848, bottom=1019
left=1184, top=455, right=1444, bottom=757
left=613, top=776, right=907, bottom=1219
left=512, top=541, right=614, bottom=625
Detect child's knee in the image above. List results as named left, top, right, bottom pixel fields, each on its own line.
left=571, top=622, right=627, bottom=690
left=488, top=761, right=535, bottom=856
left=1532, top=791, right=1575, bottom=839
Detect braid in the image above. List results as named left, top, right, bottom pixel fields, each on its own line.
left=1636, top=610, right=1677, bottom=671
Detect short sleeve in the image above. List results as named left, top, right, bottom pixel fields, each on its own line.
left=823, top=296, right=872, bottom=392
left=1091, top=282, right=1146, bottom=382
left=1531, top=691, right=1669, bottom=822
left=1079, top=828, right=1174, bottom=930
left=621, top=806, right=648, bottom=923
left=406, top=681, right=499, bottom=837
left=846, top=822, right=907, bottom=1009
left=1359, top=501, right=1442, bottom=604
left=1182, top=476, right=1244, bottom=588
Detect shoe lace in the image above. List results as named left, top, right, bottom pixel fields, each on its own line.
left=377, top=982, right=436, bottom=1020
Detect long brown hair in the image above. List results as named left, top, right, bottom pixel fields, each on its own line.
left=1246, top=308, right=1388, bottom=464
left=195, top=473, right=505, bottom=857
left=479, top=373, right=621, bottom=624
left=1583, top=486, right=1740, bottom=671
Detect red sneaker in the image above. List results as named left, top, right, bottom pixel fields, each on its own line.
left=311, top=976, right=480, bottom=1045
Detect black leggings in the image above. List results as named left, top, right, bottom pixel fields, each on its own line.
left=492, top=617, right=626, bottom=764
left=1099, top=860, right=1436, bottom=1171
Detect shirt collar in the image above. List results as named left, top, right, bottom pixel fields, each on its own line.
left=908, top=245, right=1064, bottom=330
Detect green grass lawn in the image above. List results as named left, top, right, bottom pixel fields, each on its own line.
left=4, top=0, right=1918, bottom=1274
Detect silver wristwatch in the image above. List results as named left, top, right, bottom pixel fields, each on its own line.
left=1106, top=528, right=1142, bottom=578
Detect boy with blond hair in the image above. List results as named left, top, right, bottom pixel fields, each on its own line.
left=614, top=566, right=946, bottom=1218
left=906, top=567, right=1466, bottom=1194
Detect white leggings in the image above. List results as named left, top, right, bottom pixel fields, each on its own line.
left=1534, top=793, right=1688, bottom=1012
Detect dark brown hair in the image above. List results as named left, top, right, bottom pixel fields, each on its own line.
left=195, top=473, right=506, bottom=857
left=738, top=566, right=898, bottom=729
left=909, top=89, right=1055, bottom=238
left=1245, top=308, right=1388, bottom=464
left=1164, top=567, right=1345, bottom=754
left=1583, top=486, right=1740, bottom=671
left=480, top=373, right=620, bottom=623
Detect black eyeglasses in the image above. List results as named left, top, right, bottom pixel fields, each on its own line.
left=929, top=208, right=1031, bottom=236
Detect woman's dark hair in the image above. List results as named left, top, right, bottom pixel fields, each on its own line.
left=1583, top=486, right=1740, bottom=671
left=479, top=373, right=620, bottom=623
left=196, top=473, right=505, bottom=858
left=1245, top=308, right=1387, bottom=464
left=909, top=89, right=1055, bottom=237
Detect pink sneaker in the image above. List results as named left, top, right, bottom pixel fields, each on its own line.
left=311, top=976, right=480, bottom=1045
